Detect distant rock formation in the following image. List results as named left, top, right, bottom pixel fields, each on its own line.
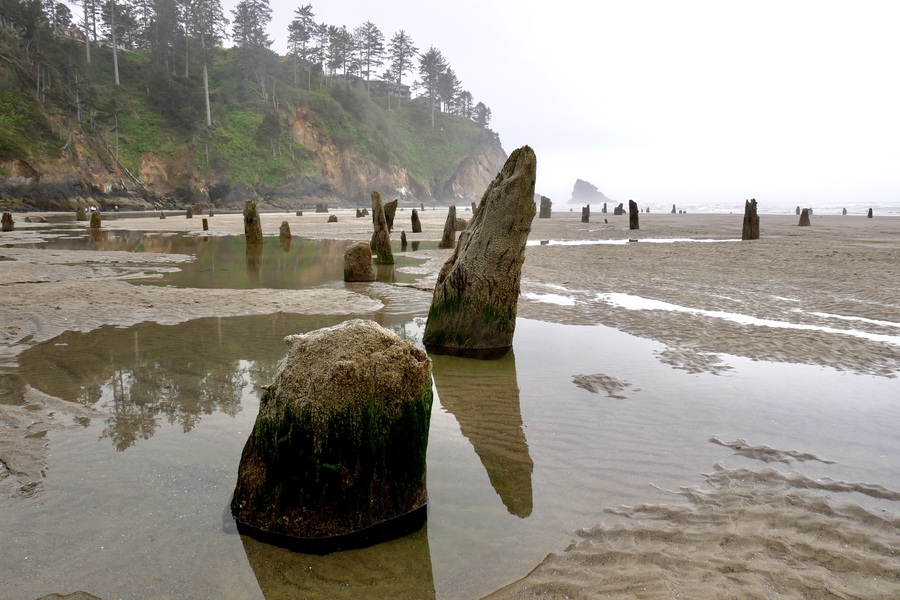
left=568, top=179, right=614, bottom=205
left=344, top=241, right=375, bottom=282
left=424, top=146, right=536, bottom=358
left=798, top=208, right=811, bottom=226
left=742, top=198, right=759, bottom=240
left=369, top=191, right=393, bottom=264
left=243, top=200, right=263, bottom=244
left=230, top=320, right=433, bottom=551
left=439, top=205, right=457, bottom=249
left=628, top=199, right=639, bottom=230
left=539, top=196, right=552, bottom=219
left=411, top=209, right=422, bottom=233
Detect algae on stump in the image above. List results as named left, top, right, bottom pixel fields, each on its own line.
left=423, top=146, right=537, bottom=358
left=231, top=320, right=433, bottom=551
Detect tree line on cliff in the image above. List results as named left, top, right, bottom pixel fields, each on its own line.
left=0, top=0, right=498, bottom=205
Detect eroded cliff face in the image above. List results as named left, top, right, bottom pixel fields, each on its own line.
left=442, top=142, right=508, bottom=201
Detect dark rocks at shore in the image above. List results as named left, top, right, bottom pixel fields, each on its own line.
left=423, top=145, right=537, bottom=358
left=742, top=198, right=760, bottom=240
left=411, top=209, right=422, bottom=233
left=369, top=191, right=394, bottom=265
left=230, top=319, right=433, bottom=550
left=243, top=200, right=263, bottom=244
left=539, top=196, right=552, bottom=219
left=439, top=205, right=457, bottom=249
left=628, top=199, right=639, bottom=230
left=798, top=208, right=811, bottom=226
left=581, top=204, right=590, bottom=223
left=343, top=241, right=375, bottom=282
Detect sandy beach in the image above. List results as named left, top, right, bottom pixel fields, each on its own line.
left=1, top=207, right=899, bottom=598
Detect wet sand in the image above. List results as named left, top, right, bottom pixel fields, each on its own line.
left=1, top=207, right=899, bottom=598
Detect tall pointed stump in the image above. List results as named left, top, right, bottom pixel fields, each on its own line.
left=369, top=191, right=393, bottom=265
left=742, top=198, right=760, bottom=240
left=423, top=146, right=537, bottom=358
left=628, top=199, right=640, bottom=230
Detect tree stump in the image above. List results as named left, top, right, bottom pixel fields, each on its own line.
left=628, top=199, right=639, bottom=230
left=411, top=209, right=422, bottom=233
left=798, top=208, right=811, bottom=226
left=369, top=191, right=393, bottom=264
left=230, top=320, right=433, bottom=553
left=244, top=200, right=263, bottom=244
left=539, top=196, right=552, bottom=219
left=423, top=145, right=537, bottom=358
left=384, top=199, right=398, bottom=233
left=343, top=241, right=375, bottom=282
left=439, top=206, right=457, bottom=249
left=1, top=212, right=13, bottom=232
left=742, top=198, right=760, bottom=240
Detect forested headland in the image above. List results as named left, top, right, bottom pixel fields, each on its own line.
left=0, top=0, right=506, bottom=210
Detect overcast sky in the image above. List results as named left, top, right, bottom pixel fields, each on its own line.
left=242, top=1, right=899, bottom=208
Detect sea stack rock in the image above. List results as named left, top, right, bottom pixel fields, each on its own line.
left=343, top=241, right=375, bottom=282
left=628, top=199, right=639, bottom=230
left=76, top=207, right=88, bottom=221
left=231, top=319, right=433, bottom=552
left=411, top=209, right=422, bottom=233
left=798, top=208, right=811, bottom=226
left=581, top=205, right=590, bottom=223
left=89, top=211, right=101, bottom=229
left=539, top=196, right=552, bottom=219
left=1, top=212, right=13, bottom=232
left=439, top=205, right=457, bottom=249
left=244, top=200, right=263, bottom=244
left=742, top=198, right=760, bottom=240
left=279, top=221, right=291, bottom=240
left=423, top=145, right=536, bottom=358
left=369, top=191, right=393, bottom=265
left=384, top=199, right=398, bottom=233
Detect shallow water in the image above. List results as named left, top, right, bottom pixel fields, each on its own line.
left=2, top=308, right=899, bottom=598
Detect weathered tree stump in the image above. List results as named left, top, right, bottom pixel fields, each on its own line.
left=315, top=203, right=328, bottom=213
left=89, top=211, right=101, bottom=229
left=796, top=206, right=801, bottom=215
left=400, top=230, right=408, bottom=250
left=343, top=241, right=375, bottom=282
left=1, top=212, right=13, bottom=232
left=186, top=207, right=193, bottom=219
left=75, top=207, right=89, bottom=221
left=159, top=212, right=166, bottom=219
left=209, top=209, right=215, bottom=217
left=411, top=209, right=422, bottom=233
left=369, top=191, right=393, bottom=265
left=614, top=203, right=625, bottom=216
left=628, top=199, right=639, bottom=230
left=244, top=200, right=263, bottom=244
left=868, top=208, right=873, bottom=218
left=471, top=201, right=478, bottom=216
left=842, top=208, right=847, bottom=216
left=439, top=206, right=457, bottom=249
left=798, top=208, right=811, bottom=226
left=742, top=198, right=760, bottom=240
left=454, top=217, right=467, bottom=231
left=672, top=204, right=677, bottom=214
left=423, top=145, right=536, bottom=358
left=296, top=210, right=303, bottom=217
left=327, top=214, right=338, bottom=223
left=601, top=202, right=607, bottom=214
left=231, top=320, right=433, bottom=553
left=202, top=218, right=209, bottom=231
left=280, top=221, right=291, bottom=240
left=581, top=204, right=590, bottom=223
left=384, top=199, right=398, bottom=233
left=539, top=196, right=552, bottom=218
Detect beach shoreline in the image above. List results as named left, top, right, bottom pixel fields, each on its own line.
left=1, top=208, right=898, bottom=598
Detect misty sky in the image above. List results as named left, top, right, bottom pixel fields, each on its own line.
left=244, top=1, right=900, bottom=207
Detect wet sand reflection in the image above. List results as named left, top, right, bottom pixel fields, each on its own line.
left=430, top=351, right=534, bottom=518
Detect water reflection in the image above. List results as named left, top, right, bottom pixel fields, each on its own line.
left=430, top=351, right=533, bottom=518
left=240, top=521, right=435, bottom=599
left=246, top=242, right=263, bottom=282
left=17, top=314, right=354, bottom=450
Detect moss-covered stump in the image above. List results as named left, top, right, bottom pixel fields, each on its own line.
left=439, top=205, right=457, bottom=249
left=231, top=320, right=433, bottom=553
left=369, top=191, right=393, bottom=265
left=1, top=212, right=13, bottom=232
left=244, top=200, right=263, bottom=244
left=344, top=241, right=375, bottom=282
left=423, top=146, right=537, bottom=358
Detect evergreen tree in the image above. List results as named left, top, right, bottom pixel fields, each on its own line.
left=187, top=0, right=227, bottom=125
left=417, top=45, right=445, bottom=127
left=353, top=20, right=382, bottom=92
left=473, top=101, right=491, bottom=129
left=387, top=29, right=416, bottom=108
left=231, top=0, right=272, bottom=100
left=287, top=4, right=315, bottom=88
